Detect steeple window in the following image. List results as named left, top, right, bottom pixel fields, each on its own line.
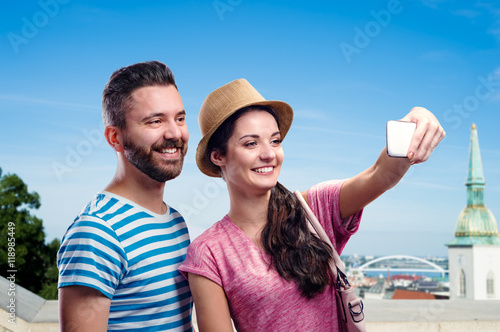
left=459, top=269, right=466, bottom=297
left=487, top=271, right=495, bottom=298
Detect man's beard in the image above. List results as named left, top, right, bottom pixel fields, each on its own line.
left=123, top=136, right=186, bottom=182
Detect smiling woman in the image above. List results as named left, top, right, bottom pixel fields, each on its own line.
left=178, top=78, right=445, bottom=332
left=210, top=107, right=284, bottom=196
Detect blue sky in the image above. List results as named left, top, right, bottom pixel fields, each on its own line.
left=1, top=0, right=499, bottom=257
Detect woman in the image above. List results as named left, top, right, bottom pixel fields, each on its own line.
left=179, top=79, right=445, bottom=331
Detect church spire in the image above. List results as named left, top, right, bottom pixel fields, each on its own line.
left=447, top=124, right=500, bottom=246
left=466, top=124, right=486, bottom=207
left=466, top=124, right=485, bottom=188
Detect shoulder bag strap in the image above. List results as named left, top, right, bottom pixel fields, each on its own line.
left=294, top=190, right=346, bottom=272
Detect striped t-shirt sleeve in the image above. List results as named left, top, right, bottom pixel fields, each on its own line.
left=57, top=215, right=127, bottom=298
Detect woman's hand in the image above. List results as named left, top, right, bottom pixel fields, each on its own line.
left=401, top=107, right=446, bottom=164
left=338, top=107, right=445, bottom=218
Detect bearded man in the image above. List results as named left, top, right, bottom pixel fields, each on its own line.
left=57, top=61, right=193, bottom=331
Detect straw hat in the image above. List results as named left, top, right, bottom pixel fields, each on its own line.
left=196, top=78, right=294, bottom=177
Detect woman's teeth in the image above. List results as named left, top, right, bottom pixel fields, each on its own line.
left=253, top=167, right=273, bottom=173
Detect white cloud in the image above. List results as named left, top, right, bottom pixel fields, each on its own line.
left=0, top=94, right=97, bottom=110
left=418, top=1, right=500, bottom=41
left=418, top=50, right=460, bottom=63
left=451, top=8, right=481, bottom=19
left=293, top=108, right=330, bottom=121
left=470, top=2, right=500, bottom=41
left=293, top=125, right=383, bottom=139
left=401, top=179, right=457, bottom=190
left=418, top=0, right=449, bottom=10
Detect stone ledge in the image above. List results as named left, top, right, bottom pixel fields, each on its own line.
left=2, top=297, right=500, bottom=331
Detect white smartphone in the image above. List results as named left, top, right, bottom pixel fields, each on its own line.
left=386, top=120, right=416, bottom=158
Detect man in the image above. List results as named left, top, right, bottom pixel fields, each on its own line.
left=57, top=61, right=192, bottom=331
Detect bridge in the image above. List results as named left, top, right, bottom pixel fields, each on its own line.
left=353, top=255, right=448, bottom=278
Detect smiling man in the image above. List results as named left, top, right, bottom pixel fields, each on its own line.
left=57, top=61, right=193, bottom=331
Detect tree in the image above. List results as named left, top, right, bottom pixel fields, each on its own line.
left=39, top=238, right=60, bottom=299
left=0, top=167, right=59, bottom=299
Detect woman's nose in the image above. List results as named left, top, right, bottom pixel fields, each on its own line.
left=259, top=143, right=276, bottom=161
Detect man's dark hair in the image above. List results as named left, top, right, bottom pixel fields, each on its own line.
left=102, top=61, right=177, bottom=129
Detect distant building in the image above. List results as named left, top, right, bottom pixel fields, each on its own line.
left=387, top=289, right=436, bottom=300
left=446, top=124, right=500, bottom=300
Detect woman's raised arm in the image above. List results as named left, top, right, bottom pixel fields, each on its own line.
left=339, top=107, right=445, bottom=219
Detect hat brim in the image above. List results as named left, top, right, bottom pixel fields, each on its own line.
left=196, top=100, right=293, bottom=177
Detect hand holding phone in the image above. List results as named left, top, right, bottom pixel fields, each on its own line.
left=386, top=120, right=416, bottom=158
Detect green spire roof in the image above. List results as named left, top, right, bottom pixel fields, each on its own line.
left=447, top=124, right=500, bottom=246
left=466, top=124, right=485, bottom=187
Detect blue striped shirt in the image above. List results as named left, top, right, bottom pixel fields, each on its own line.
left=58, top=191, right=192, bottom=331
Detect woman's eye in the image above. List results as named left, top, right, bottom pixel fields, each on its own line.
left=244, top=141, right=257, bottom=147
left=271, top=139, right=281, bottom=145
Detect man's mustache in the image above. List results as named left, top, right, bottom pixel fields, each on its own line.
left=152, top=139, right=185, bottom=150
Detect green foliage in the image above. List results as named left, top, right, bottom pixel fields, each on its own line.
left=39, top=238, right=61, bottom=300
left=0, top=167, right=59, bottom=299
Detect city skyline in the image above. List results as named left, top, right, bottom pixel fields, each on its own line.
left=1, top=1, right=500, bottom=257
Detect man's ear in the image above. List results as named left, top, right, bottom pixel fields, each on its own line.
left=104, top=126, right=124, bottom=153
left=210, top=150, right=225, bottom=167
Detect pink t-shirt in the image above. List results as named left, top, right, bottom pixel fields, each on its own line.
left=179, top=180, right=362, bottom=332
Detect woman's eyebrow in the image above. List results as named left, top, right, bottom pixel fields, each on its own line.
left=238, top=131, right=280, bottom=141
left=238, top=134, right=259, bottom=141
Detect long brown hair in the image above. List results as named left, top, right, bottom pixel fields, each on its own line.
left=206, top=105, right=333, bottom=298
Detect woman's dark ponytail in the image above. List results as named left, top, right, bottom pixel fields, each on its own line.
left=262, top=182, right=333, bottom=298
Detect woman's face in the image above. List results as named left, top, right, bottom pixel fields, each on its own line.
left=214, top=110, right=284, bottom=196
